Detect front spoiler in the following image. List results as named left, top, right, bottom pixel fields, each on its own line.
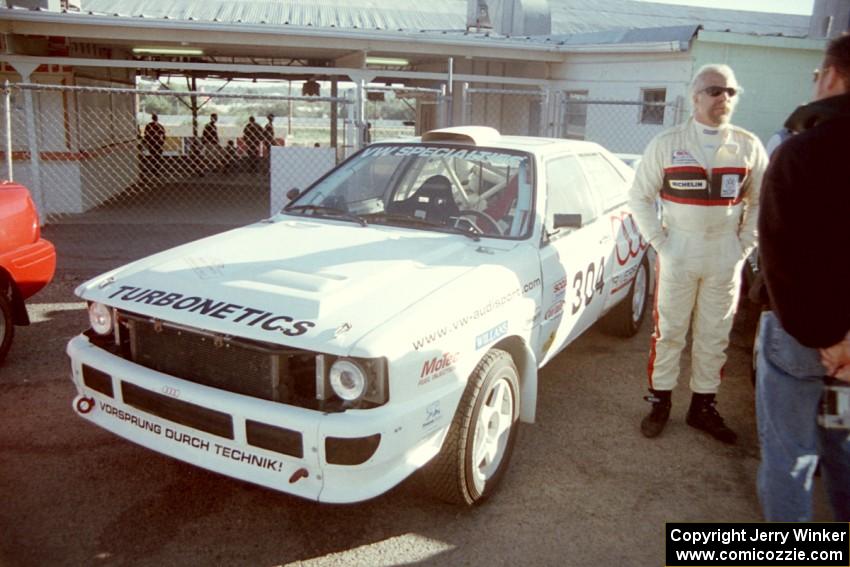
left=66, top=335, right=457, bottom=503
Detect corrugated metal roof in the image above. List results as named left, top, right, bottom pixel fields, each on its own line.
left=75, top=0, right=810, bottom=38
left=549, top=0, right=808, bottom=37
left=79, top=0, right=465, bottom=31
left=527, top=24, right=700, bottom=47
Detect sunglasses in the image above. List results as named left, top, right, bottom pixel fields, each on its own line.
left=701, top=86, right=738, bottom=98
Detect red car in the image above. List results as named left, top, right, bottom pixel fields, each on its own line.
left=0, top=182, right=56, bottom=363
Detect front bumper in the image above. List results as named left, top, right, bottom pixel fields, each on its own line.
left=67, top=334, right=456, bottom=503
left=1, top=237, right=56, bottom=299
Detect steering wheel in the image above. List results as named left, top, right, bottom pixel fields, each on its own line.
left=456, top=209, right=503, bottom=236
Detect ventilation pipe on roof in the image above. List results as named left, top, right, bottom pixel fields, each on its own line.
left=808, top=0, right=850, bottom=39
left=467, top=0, right=552, bottom=36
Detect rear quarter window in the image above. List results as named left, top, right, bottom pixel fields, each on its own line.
left=579, top=153, right=629, bottom=212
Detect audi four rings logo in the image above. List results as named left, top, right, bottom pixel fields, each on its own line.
left=161, top=386, right=181, bottom=398
left=611, top=212, right=648, bottom=266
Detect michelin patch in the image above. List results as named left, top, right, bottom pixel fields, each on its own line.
left=669, top=179, right=707, bottom=191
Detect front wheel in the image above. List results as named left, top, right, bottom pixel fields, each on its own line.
left=420, top=349, right=520, bottom=506
left=0, top=288, right=14, bottom=364
left=601, top=255, right=650, bottom=337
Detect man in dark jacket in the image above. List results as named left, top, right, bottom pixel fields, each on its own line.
left=756, top=33, right=850, bottom=522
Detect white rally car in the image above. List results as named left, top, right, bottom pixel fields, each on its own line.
left=68, top=127, right=651, bottom=506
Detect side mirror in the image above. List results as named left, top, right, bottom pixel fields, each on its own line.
left=553, top=213, right=582, bottom=229
left=286, top=188, right=301, bottom=201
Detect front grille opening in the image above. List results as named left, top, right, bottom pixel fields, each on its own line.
left=246, top=420, right=303, bottom=458
left=120, top=311, right=320, bottom=409
left=82, top=364, right=114, bottom=397
left=325, top=434, right=381, bottom=466
left=121, top=381, right=234, bottom=439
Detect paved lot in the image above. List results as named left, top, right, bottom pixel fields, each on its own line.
left=0, top=223, right=831, bottom=567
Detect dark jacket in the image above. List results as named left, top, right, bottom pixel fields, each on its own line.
left=759, top=93, right=850, bottom=348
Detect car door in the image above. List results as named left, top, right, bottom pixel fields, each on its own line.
left=578, top=151, right=647, bottom=314
left=536, top=154, right=609, bottom=364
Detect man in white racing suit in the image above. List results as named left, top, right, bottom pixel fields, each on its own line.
left=629, top=64, right=768, bottom=444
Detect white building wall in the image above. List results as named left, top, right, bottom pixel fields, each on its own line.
left=550, top=52, right=693, bottom=154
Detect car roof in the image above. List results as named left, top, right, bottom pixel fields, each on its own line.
left=380, top=126, right=605, bottom=156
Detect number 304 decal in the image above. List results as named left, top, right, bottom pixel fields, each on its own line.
left=571, top=257, right=605, bottom=315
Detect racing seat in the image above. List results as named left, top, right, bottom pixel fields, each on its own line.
left=387, top=175, right=459, bottom=224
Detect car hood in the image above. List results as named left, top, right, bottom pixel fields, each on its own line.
left=77, top=216, right=510, bottom=354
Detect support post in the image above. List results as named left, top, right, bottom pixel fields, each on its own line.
left=3, top=80, right=12, bottom=182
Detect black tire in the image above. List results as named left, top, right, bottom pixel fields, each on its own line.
left=0, top=289, right=14, bottom=365
left=601, top=255, right=650, bottom=337
left=420, top=349, right=520, bottom=506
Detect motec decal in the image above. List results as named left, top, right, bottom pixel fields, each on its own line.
left=105, top=285, right=315, bottom=337
left=419, top=352, right=459, bottom=385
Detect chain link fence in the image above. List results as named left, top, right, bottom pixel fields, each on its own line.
left=461, top=85, right=548, bottom=136
left=1, top=82, right=354, bottom=264
left=1, top=80, right=683, bottom=269
left=558, top=94, right=684, bottom=155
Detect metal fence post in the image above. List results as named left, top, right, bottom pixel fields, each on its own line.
left=460, top=82, right=469, bottom=126
left=23, top=85, right=45, bottom=224
left=437, top=85, right=447, bottom=129
left=3, top=81, right=12, bottom=182
left=355, top=78, right=366, bottom=150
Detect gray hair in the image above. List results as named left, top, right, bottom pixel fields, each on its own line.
left=690, top=64, right=743, bottom=98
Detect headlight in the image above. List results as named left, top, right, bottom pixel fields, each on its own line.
left=88, top=302, right=113, bottom=335
left=329, top=359, right=367, bottom=401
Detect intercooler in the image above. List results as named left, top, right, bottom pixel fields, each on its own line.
left=120, top=311, right=316, bottom=405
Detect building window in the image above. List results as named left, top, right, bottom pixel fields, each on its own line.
left=640, top=88, right=666, bottom=125
left=563, top=91, right=588, bottom=140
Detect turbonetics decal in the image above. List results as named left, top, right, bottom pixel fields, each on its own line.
left=105, top=285, right=315, bottom=337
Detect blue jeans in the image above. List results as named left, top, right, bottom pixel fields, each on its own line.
left=755, top=311, right=850, bottom=521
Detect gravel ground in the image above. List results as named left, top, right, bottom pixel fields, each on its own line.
left=0, top=223, right=831, bottom=567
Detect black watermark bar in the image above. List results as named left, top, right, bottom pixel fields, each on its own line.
left=666, top=523, right=849, bottom=566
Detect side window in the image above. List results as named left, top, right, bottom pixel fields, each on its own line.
left=640, top=88, right=666, bottom=125
left=563, top=91, right=588, bottom=140
left=545, top=155, right=597, bottom=230
left=579, top=153, right=628, bottom=212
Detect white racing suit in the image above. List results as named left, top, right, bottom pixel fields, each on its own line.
left=629, top=119, right=767, bottom=393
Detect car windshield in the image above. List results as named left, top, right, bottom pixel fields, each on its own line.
left=286, top=143, right=534, bottom=238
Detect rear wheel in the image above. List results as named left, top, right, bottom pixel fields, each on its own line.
left=0, top=289, right=14, bottom=364
left=601, top=255, right=650, bottom=337
left=420, top=349, right=520, bottom=506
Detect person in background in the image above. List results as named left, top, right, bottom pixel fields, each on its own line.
left=143, top=113, right=165, bottom=158
left=243, top=116, right=264, bottom=173
left=756, top=33, right=850, bottom=522
left=263, top=114, right=276, bottom=159
left=629, top=63, right=768, bottom=444
left=202, top=113, right=219, bottom=148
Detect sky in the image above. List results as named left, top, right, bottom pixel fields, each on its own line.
left=635, top=0, right=814, bottom=15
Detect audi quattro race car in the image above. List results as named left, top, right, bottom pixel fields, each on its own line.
left=67, top=126, right=651, bottom=506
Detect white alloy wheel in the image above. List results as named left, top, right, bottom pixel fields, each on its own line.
left=419, top=349, right=520, bottom=506
left=470, top=375, right=515, bottom=493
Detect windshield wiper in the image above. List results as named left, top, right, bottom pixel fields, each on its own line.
left=364, top=212, right=480, bottom=241
left=284, top=204, right=367, bottom=227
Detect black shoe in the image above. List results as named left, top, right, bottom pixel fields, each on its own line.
left=686, top=393, right=737, bottom=444
left=641, top=389, right=672, bottom=438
